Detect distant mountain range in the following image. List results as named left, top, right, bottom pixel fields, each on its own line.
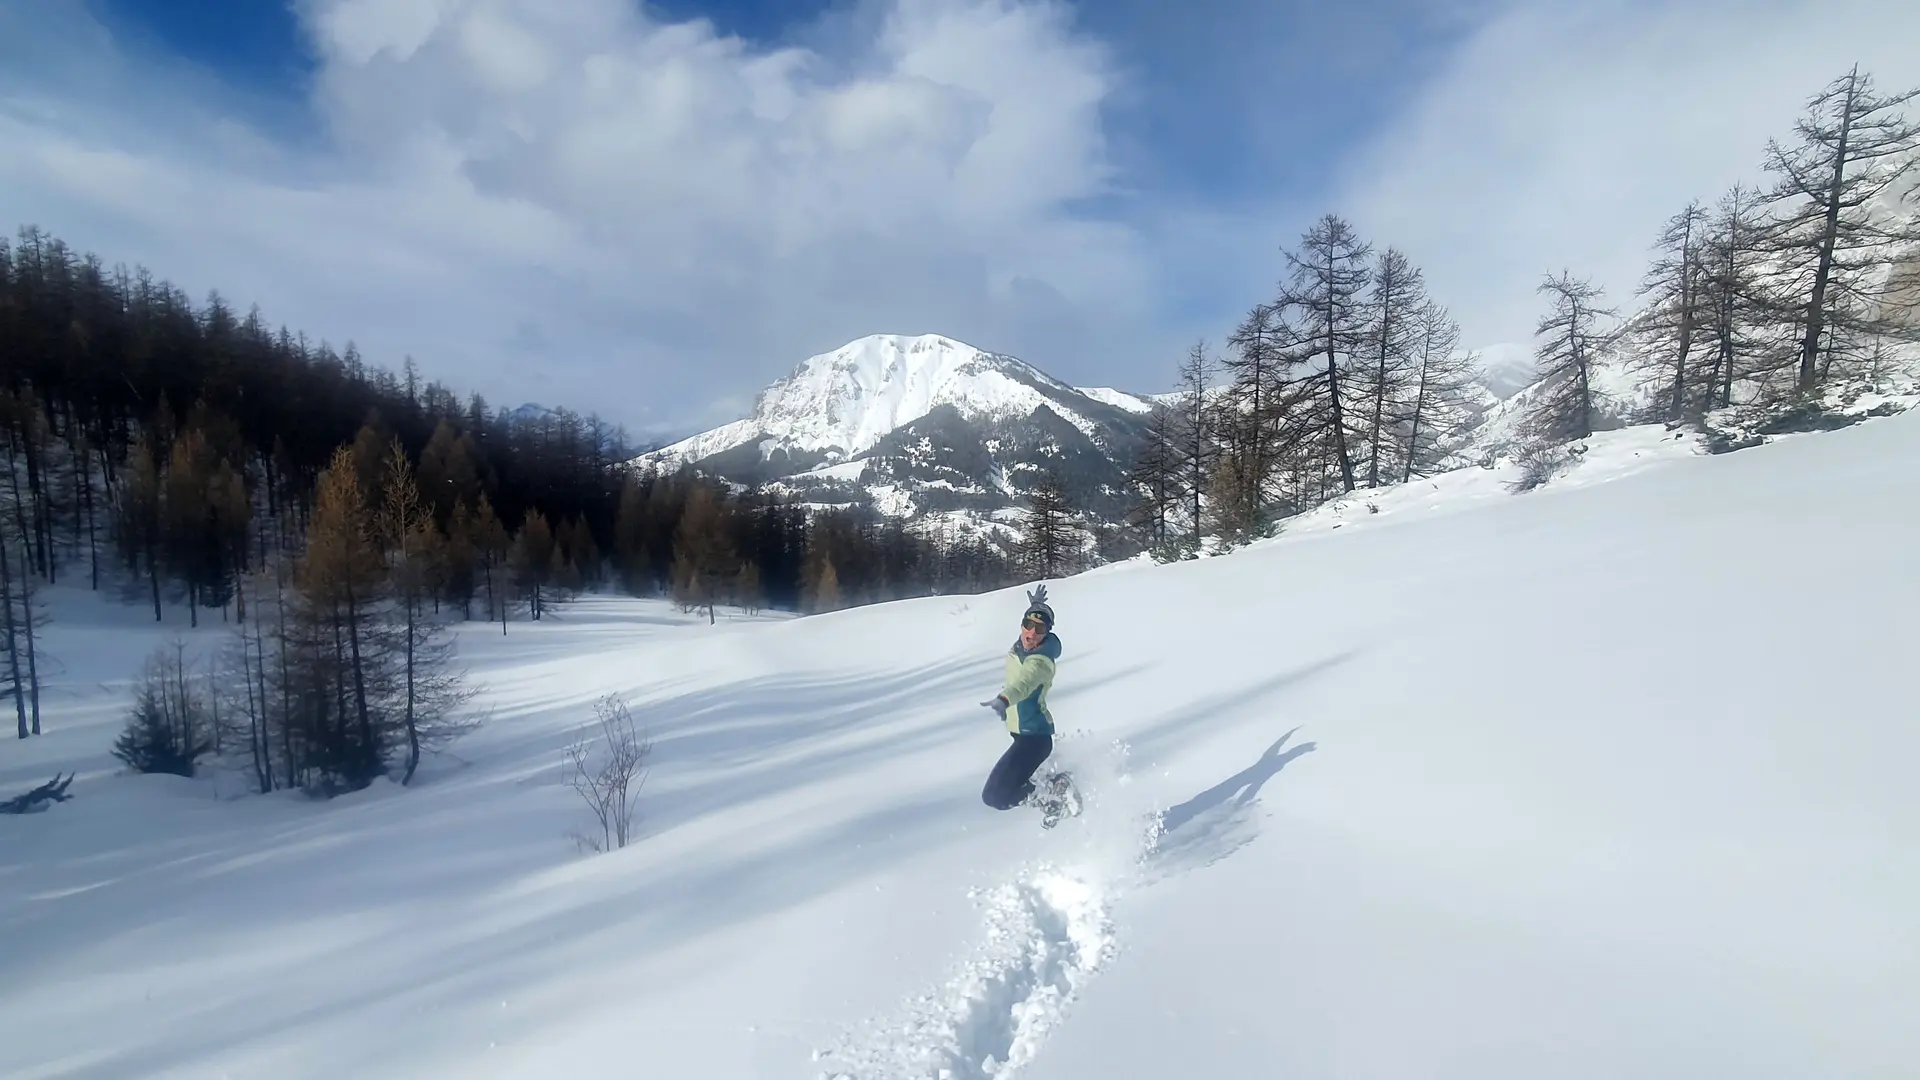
left=630, top=331, right=1536, bottom=538
left=629, top=334, right=1160, bottom=532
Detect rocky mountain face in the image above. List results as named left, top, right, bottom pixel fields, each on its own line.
left=631, top=334, right=1158, bottom=531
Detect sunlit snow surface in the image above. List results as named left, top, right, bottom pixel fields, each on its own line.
left=5, top=413, right=1919, bottom=1079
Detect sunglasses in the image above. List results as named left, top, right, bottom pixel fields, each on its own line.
left=1022, top=616, right=1051, bottom=631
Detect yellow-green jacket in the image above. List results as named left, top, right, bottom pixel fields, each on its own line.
left=1001, top=632, right=1060, bottom=736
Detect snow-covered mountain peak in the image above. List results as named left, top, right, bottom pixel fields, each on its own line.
left=754, top=333, right=1039, bottom=454
left=639, top=333, right=1129, bottom=470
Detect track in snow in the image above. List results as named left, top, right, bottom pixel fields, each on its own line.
left=816, top=867, right=1115, bottom=1079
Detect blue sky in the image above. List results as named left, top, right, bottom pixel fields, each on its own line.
left=5, top=0, right=1918, bottom=437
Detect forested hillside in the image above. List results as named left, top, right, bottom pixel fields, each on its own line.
left=1126, top=65, right=1920, bottom=553
left=0, top=229, right=1031, bottom=786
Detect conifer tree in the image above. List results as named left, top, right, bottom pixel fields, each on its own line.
left=1760, top=66, right=1920, bottom=391
left=378, top=439, right=472, bottom=784
left=1398, top=302, right=1478, bottom=482
left=441, top=499, right=478, bottom=618
left=1525, top=271, right=1617, bottom=443
left=471, top=494, right=509, bottom=630
left=1018, top=470, right=1080, bottom=580
left=735, top=562, right=763, bottom=615
left=116, top=434, right=166, bottom=621
left=613, top=472, right=649, bottom=593
left=1698, top=184, right=1777, bottom=409
left=1124, top=403, right=1180, bottom=556
left=1174, top=342, right=1213, bottom=551
left=672, top=485, right=735, bottom=624
left=1635, top=202, right=1714, bottom=421
left=1218, top=309, right=1289, bottom=524
left=511, top=509, right=556, bottom=621
left=295, top=445, right=389, bottom=788
left=1358, top=248, right=1424, bottom=487
left=1278, top=214, right=1374, bottom=493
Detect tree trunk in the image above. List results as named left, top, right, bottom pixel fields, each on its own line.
left=1324, top=284, right=1357, bottom=492
left=1, top=538, right=25, bottom=739
left=402, top=591, right=421, bottom=785
left=343, top=580, right=376, bottom=782
left=1799, top=74, right=1858, bottom=392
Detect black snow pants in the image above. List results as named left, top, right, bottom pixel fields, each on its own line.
left=982, top=733, right=1053, bottom=810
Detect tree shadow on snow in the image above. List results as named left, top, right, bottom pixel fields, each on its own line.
left=40, top=787, right=972, bottom=1080
left=1148, top=728, right=1317, bottom=880
left=0, top=651, right=1027, bottom=1080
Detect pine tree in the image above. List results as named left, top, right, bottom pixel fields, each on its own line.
left=1278, top=214, right=1374, bottom=493
left=221, top=567, right=279, bottom=792
left=811, top=556, right=841, bottom=614
left=511, top=510, right=556, bottom=621
left=160, top=426, right=250, bottom=625
left=115, top=434, right=166, bottom=621
left=1218, top=309, right=1289, bottom=526
left=1699, top=183, right=1782, bottom=409
left=735, top=562, right=763, bottom=615
left=613, top=472, right=649, bottom=593
left=378, top=439, right=473, bottom=785
left=1124, top=402, right=1180, bottom=556
left=0, top=509, right=49, bottom=739
left=672, top=485, right=735, bottom=624
left=1174, top=342, right=1213, bottom=551
left=1635, top=202, right=1715, bottom=421
left=1760, top=66, right=1920, bottom=392
left=112, top=641, right=215, bottom=776
left=1358, top=247, right=1425, bottom=487
left=471, top=494, right=509, bottom=630
left=1525, top=271, right=1617, bottom=443
left=1398, top=302, right=1478, bottom=482
left=441, top=499, right=478, bottom=618
left=295, top=446, right=390, bottom=789
left=1018, top=470, right=1079, bottom=580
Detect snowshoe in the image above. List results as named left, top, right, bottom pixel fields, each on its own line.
left=1034, top=770, right=1082, bottom=829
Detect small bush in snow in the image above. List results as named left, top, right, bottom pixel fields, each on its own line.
left=111, top=641, right=216, bottom=778
left=1507, top=440, right=1580, bottom=494
left=565, top=693, right=652, bottom=852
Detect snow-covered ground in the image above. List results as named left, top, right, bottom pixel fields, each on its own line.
left=5, top=410, right=1919, bottom=1079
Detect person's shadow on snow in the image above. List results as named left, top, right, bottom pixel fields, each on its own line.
left=1160, top=728, right=1316, bottom=835
left=1149, top=729, right=1317, bottom=875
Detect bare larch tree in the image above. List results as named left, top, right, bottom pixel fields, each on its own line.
left=1760, top=66, right=1920, bottom=392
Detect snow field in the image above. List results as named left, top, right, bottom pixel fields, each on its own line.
left=2, top=411, right=1918, bottom=1078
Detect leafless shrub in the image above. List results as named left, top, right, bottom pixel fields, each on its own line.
left=1507, top=439, right=1582, bottom=494
left=564, top=693, right=651, bottom=852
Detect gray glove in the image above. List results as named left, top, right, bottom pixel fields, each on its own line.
left=980, top=695, right=1008, bottom=721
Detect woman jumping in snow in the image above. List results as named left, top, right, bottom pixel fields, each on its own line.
left=980, top=585, right=1076, bottom=824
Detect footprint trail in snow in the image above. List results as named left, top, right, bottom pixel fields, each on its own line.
left=817, top=739, right=1160, bottom=1079
left=816, top=867, right=1115, bottom=1079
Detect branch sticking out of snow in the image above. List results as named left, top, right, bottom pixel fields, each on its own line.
left=1, top=772, right=74, bottom=814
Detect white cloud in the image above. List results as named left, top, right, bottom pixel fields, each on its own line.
left=0, top=0, right=1157, bottom=436
left=5, top=0, right=1914, bottom=433
left=1335, top=0, right=1920, bottom=355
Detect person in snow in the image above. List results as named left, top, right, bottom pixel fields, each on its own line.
left=980, top=585, right=1068, bottom=813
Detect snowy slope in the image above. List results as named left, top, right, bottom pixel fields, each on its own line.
left=636, top=334, right=1129, bottom=470
left=5, top=412, right=1919, bottom=1078
left=1471, top=341, right=1538, bottom=399
left=1073, top=386, right=1158, bottom=414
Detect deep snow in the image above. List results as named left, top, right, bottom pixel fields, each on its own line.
left=4, top=412, right=1918, bottom=1079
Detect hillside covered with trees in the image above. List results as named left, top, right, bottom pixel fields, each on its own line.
left=1125, top=64, right=1920, bottom=554
left=0, top=228, right=1044, bottom=786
